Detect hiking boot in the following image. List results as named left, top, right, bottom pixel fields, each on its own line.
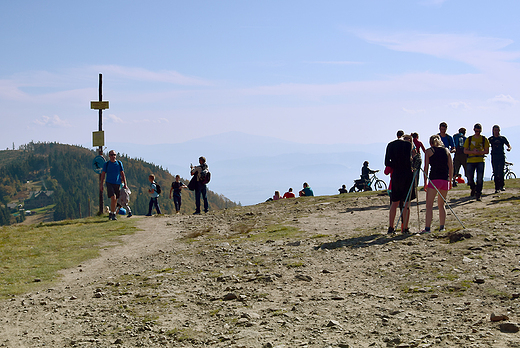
left=193, top=211, right=201, bottom=215
left=145, top=214, right=152, bottom=216
left=402, top=228, right=411, bottom=234
left=420, top=229, right=431, bottom=234
left=501, top=188, right=506, bottom=191
left=111, top=214, right=117, bottom=221
left=127, top=212, right=132, bottom=218
left=476, top=196, right=482, bottom=201
left=495, top=189, right=500, bottom=194
left=387, top=226, right=395, bottom=234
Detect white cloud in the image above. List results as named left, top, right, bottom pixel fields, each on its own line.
left=449, top=101, right=470, bottom=109
left=105, top=114, right=124, bottom=123
left=488, top=94, right=518, bottom=105
left=354, top=31, right=520, bottom=72
left=91, top=65, right=213, bottom=86
left=33, top=115, right=71, bottom=128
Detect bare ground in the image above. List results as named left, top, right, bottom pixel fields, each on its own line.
left=1, top=185, right=520, bottom=348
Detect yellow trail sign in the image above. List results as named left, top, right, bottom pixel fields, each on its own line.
left=90, top=101, right=109, bottom=110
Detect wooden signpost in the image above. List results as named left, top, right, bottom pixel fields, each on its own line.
left=91, top=74, right=109, bottom=215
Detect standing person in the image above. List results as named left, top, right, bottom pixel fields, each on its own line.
left=385, top=132, right=414, bottom=234
left=169, top=175, right=187, bottom=213
left=190, top=156, right=209, bottom=214
left=283, top=188, right=296, bottom=198
left=411, top=133, right=426, bottom=155
left=464, top=123, right=490, bottom=201
left=299, top=182, right=314, bottom=197
left=146, top=174, right=162, bottom=216
left=438, top=122, right=455, bottom=152
left=100, top=150, right=128, bottom=221
left=361, top=161, right=378, bottom=185
left=488, top=125, right=512, bottom=193
left=452, top=127, right=467, bottom=187
left=421, top=135, right=453, bottom=234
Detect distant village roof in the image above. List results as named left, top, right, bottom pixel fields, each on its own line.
left=28, top=191, right=54, bottom=199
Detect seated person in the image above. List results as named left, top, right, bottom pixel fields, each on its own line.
left=455, top=174, right=465, bottom=184
left=299, top=182, right=314, bottom=197
left=273, top=191, right=282, bottom=200
left=338, top=184, right=348, bottom=194
left=283, top=188, right=296, bottom=198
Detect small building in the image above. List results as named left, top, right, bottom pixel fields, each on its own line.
left=24, top=191, right=54, bottom=209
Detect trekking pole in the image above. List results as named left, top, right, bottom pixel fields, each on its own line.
left=421, top=167, right=466, bottom=229
left=394, top=169, right=419, bottom=231
left=415, top=176, right=420, bottom=230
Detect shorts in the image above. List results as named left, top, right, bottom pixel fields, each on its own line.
left=427, top=179, right=450, bottom=191
left=390, top=173, right=415, bottom=202
left=106, top=183, right=120, bottom=199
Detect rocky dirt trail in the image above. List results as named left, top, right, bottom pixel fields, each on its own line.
left=1, top=186, right=520, bottom=348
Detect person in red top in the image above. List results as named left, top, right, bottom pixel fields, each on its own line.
left=283, top=188, right=296, bottom=198
left=411, top=133, right=426, bottom=155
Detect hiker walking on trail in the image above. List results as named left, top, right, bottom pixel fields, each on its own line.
left=190, top=156, right=210, bottom=214
left=100, top=150, right=128, bottom=221
left=146, top=174, right=162, bottom=216
left=170, top=175, right=188, bottom=214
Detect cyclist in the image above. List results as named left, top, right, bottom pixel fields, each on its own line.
left=361, top=161, right=378, bottom=190
left=488, top=125, right=512, bottom=193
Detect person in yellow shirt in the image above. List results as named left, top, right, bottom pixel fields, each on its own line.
left=463, top=123, right=490, bottom=201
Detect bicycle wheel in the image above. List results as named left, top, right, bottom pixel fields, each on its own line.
left=506, top=172, right=516, bottom=179
left=349, top=186, right=356, bottom=193
left=373, top=180, right=387, bottom=191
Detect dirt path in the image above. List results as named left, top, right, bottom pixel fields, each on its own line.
left=1, top=186, right=520, bottom=347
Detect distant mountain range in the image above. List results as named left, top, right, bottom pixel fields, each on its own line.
left=109, top=127, right=520, bottom=206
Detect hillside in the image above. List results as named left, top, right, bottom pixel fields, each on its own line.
left=0, top=142, right=236, bottom=224
left=0, top=180, right=519, bottom=347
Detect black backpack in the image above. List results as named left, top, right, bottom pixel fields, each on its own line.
left=155, top=183, right=162, bottom=194
left=199, top=169, right=211, bottom=185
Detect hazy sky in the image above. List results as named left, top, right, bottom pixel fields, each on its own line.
left=1, top=0, right=519, bottom=150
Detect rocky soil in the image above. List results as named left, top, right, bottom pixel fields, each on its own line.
left=1, top=185, right=520, bottom=348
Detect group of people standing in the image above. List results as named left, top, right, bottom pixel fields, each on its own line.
left=385, top=122, right=512, bottom=234
left=100, top=152, right=210, bottom=219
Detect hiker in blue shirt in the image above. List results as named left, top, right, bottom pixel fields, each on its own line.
left=438, top=122, right=455, bottom=152
left=100, top=150, right=128, bottom=221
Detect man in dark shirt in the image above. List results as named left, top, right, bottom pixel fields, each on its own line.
left=385, top=132, right=414, bottom=234
left=488, top=125, right=512, bottom=193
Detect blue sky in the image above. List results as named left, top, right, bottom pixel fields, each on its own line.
left=1, top=0, right=519, bottom=150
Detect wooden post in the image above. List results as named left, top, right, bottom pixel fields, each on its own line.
left=98, top=74, right=104, bottom=216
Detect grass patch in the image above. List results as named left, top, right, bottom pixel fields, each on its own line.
left=0, top=216, right=139, bottom=298
left=247, top=224, right=302, bottom=242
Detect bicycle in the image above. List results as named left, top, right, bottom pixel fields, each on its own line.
left=349, top=171, right=388, bottom=192
left=490, top=161, right=516, bottom=181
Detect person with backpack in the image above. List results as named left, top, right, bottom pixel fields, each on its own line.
left=464, top=123, right=490, bottom=201
left=100, top=150, right=128, bottom=221
left=146, top=174, right=162, bottom=216
left=190, top=156, right=210, bottom=214
left=452, top=127, right=467, bottom=187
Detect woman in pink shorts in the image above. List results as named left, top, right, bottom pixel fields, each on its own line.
left=422, top=134, right=453, bottom=233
